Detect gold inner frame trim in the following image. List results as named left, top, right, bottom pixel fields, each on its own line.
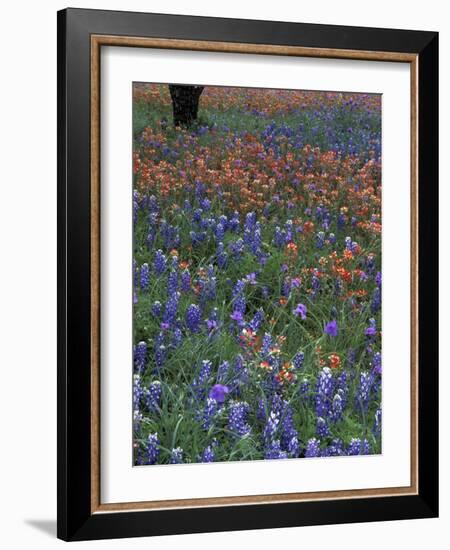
left=90, top=34, right=419, bottom=514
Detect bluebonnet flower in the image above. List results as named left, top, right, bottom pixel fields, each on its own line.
left=263, top=410, right=280, bottom=446
left=229, top=211, right=240, bottom=232
left=256, top=398, right=267, bottom=422
left=134, top=341, right=147, bottom=373
left=245, top=211, right=256, bottom=231
left=169, top=447, right=184, bottom=464
left=311, top=269, right=321, bottom=298
left=228, top=401, right=251, bottom=437
left=153, top=331, right=167, bottom=369
left=292, top=351, right=304, bottom=370
left=261, top=333, right=273, bottom=356
left=316, top=417, right=330, bottom=438
left=305, top=438, right=321, bottom=458
left=145, top=433, right=160, bottom=465
left=172, top=327, right=183, bottom=347
left=299, top=379, right=310, bottom=399
left=140, top=263, right=150, bottom=291
left=375, top=271, right=382, bottom=287
left=148, top=194, right=159, bottom=214
left=232, top=280, right=246, bottom=314
left=329, top=392, right=344, bottom=423
left=181, top=269, right=191, bottom=292
left=167, top=269, right=179, bottom=295
left=366, top=254, right=376, bottom=274
left=162, top=292, right=180, bottom=326
left=355, top=371, right=373, bottom=413
left=133, top=410, right=143, bottom=432
left=324, top=320, right=338, bottom=337
left=200, top=445, right=215, bottom=463
left=265, top=440, right=288, bottom=459
left=154, top=344, right=167, bottom=371
left=229, top=238, right=244, bottom=259
left=316, top=231, right=325, bottom=249
left=208, top=384, right=229, bottom=403
left=251, top=226, right=262, bottom=255
left=287, top=435, right=301, bottom=457
left=150, top=301, right=162, bottom=318
left=372, top=351, right=382, bottom=375
left=323, top=438, right=345, bottom=457
left=185, top=303, right=202, bottom=333
left=216, top=242, right=228, bottom=268
left=285, top=219, right=294, bottom=243
left=347, top=438, right=367, bottom=456
left=293, top=303, right=307, bottom=320
left=153, top=249, right=167, bottom=275
left=146, top=380, right=162, bottom=412
left=133, top=191, right=139, bottom=224
left=273, top=226, right=285, bottom=247
left=248, top=308, right=264, bottom=332
left=371, top=287, right=381, bottom=312
left=133, top=374, right=144, bottom=410
left=192, top=360, right=213, bottom=400
left=201, top=398, right=218, bottom=430
left=316, top=367, right=334, bottom=417
left=280, top=402, right=300, bottom=457
left=200, top=197, right=211, bottom=211
left=215, top=222, right=225, bottom=242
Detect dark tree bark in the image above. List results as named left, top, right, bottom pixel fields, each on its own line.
left=168, top=84, right=204, bottom=128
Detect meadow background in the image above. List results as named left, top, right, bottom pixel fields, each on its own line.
left=132, top=84, right=382, bottom=466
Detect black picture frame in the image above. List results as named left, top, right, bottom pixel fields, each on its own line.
left=57, top=7, right=438, bottom=541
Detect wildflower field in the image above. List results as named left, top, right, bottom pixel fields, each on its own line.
left=132, top=84, right=382, bottom=466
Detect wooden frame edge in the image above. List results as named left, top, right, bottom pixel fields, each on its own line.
left=89, top=34, right=419, bottom=514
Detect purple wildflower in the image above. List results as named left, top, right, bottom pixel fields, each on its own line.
left=324, top=320, right=338, bottom=337
left=208, top=384, right=229, bottom=403
left=293, top=303, right=307, bottom=320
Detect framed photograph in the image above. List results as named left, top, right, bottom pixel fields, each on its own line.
left=57, top=8, right=438, bottom=541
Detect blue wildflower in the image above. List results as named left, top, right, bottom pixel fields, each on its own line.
left=185, top=303, right=202, bottom=333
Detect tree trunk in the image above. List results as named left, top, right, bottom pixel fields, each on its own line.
left=168, top=85, right=204, bottom=128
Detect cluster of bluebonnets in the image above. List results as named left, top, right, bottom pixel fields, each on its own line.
left=132, top=85, right=382, bottom=466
